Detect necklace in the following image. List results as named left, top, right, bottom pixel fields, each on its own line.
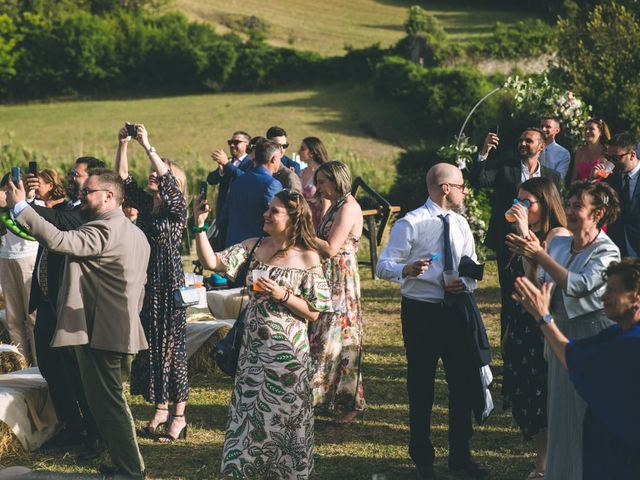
left=571, top=230, right=599, bottom=255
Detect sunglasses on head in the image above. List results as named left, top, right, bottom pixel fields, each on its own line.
left=227, top=139, right=246, bottom=146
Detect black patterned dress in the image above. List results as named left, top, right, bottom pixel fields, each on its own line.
left=127, top=172, right=189, bottom=404
left=501, top=255, right=547, bottom=439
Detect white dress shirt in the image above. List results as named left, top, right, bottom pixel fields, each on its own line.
left=477, top=153, right=542, bottom=183
left=540, top=140, right=571, bottom=182
left=376, top=198, right=478, bottom=303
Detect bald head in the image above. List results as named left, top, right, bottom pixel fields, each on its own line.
left=426, top=163, right=463, bottom=196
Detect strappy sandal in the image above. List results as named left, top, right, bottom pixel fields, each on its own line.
left=156, top=414, right=188, bottom=443
left=136, top=406, right=171, bottom=438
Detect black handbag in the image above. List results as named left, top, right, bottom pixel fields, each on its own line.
left=209, top=238, right=261, bottom=377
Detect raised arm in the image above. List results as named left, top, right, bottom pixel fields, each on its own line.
left=136, top=124, right=168, bottom=177
left=115, top=124, right=131, bottom=180
left=193, top=193, right=227, bottom=272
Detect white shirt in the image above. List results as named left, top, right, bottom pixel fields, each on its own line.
left=623, top=161, right=640, bottom=256
left=376, top=198, right=477, bottom=303
left=540, top=140, right=571, bottom=182
left=477, top=153, right=542, bottom=183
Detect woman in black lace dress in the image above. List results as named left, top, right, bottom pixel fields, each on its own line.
left=501, top=177, right=569, bottom=479
left=115, top=124, right=189, bottom=443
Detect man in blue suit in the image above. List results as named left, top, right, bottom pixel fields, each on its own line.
left=604, top=133, right=640, bottom=257
left=207, top=131, right=252, bottom=248
left=222, top=138, right=283, bottom=248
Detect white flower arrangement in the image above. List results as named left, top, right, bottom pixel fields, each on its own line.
left=503, top=75, right=592, bottom=148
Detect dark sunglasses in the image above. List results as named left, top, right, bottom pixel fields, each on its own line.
left=81, top=187, right=110, bottom=196
left=227, top=139, right=246, bottom=146
left=604, top=151, right=632, bottom=162
left=514, top=198, right=540, bottom=208
left=278, top=143, right=289, bottom=149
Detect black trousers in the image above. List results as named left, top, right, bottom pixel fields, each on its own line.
left=33, top=300, right=98, bottom=440
left=496, top=248, right=515, bottom=341
left=401, top=296, right=476, bottom=468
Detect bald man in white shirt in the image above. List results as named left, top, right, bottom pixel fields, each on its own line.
left=377, top=163, right=488, bottom=480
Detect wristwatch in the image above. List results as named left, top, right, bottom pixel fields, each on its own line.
left=147, top=146, right=157, bottom=154
left=537, top=313, right=554, bottom=326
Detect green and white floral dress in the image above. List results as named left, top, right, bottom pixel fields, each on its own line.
left=219, top=242, right=331, bottom=480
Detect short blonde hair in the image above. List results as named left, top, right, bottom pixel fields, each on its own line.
left=314, top=160, right=352, bottom=197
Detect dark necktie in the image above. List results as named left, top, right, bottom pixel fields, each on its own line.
left=623, top=174, right=631, bottom=205
left=439, top=214, right=455, bottom=305
left=38, top=249, right=49, bottom=298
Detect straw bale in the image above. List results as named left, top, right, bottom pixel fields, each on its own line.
left=0, top=421, right=26, bottom=458
left=188, top=326, right=230, bottom=376
left=0, top=351, right=28, bottom=374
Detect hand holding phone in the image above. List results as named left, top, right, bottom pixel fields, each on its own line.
left=28, top=161, right=38, bottom=176
left=429, top=252, right=441, bottom=262
left=11, top=167, right=20, bottom=186
left=125, top=122, right=138, bottom=138
left=199, top=181, right=208, bottom=199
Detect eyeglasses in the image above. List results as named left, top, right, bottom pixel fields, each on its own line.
left=604, top=151, right=632, bottom=162
left=440, top=183, right=467, bottom=193
left=227, top=139, right=247, bottom=146
left=68, top=169, right=80, bottom=178
left=81, top=188, right=110, bottom=196
left=515, top=198, right=540, bottom=208
left=278, top=143, right=289, bottom=149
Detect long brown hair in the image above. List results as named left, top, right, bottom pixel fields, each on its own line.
left=519, top=177, right=567, bottom=239
left=302, top=137, right=328, bottom=166
left=274, top=189, right=317, bottom=253
left=38, top=168, right=66, bottom=200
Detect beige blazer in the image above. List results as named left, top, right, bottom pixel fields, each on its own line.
left=18, top=205, right=151, bottom=353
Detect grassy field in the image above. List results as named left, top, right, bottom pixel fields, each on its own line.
left=171, top=0, right=526, bottom=56
left=0, top=83, right=421, bottom=194
left=1, top=261, right=538, bottom=479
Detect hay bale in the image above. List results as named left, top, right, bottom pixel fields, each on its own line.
left=0, top=350, right=27, bottom=375
left=0, top=421, right=26, bottom=458
left=188, top=326, right=230, bottom=376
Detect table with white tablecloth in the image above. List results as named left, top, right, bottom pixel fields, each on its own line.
left=206, top=287, right=248, bottom=320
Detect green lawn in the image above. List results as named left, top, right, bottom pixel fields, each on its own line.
left=2, top=261, right=538, bottom=479
left=0, top=83, right=419, bottom=194
left=171, top=0, right=526, bottom=56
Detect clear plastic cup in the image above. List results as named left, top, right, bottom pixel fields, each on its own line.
left=251, top=270, right=269, bottom=292
left=443, top=270, right=459, bottom=286
left=594, top=161, right=615, bottom=179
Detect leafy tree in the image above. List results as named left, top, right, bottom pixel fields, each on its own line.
left=556, top=1, right=640, bottom=133
left=0, top=13, right=19, bottom=92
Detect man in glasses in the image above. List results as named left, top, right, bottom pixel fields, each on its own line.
left=21, top=156, right=106, bottom=460
left=207, top=131, right=252, bottom=248
left=470, top=127, right=561, bottom=340
left=603, top=133, right=640, bottom=257
left=7, top=169, right=150, bottom=480
left=266, top=126, right=301, bottom=175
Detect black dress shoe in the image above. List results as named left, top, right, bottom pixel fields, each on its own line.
left=77, top=437, right=105, bottom=461
left=416, top=464, right=434, bottom=480
left=98, top=464, right=145, bottom=479
left=40, top=428, right=84, bottom=450
left=448, top=458, right=489, bottom=478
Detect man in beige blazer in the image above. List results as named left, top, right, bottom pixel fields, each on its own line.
left=7, top=169, right=150, bottom=479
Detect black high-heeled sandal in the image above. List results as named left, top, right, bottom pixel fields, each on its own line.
left=137, top=406, right=171, bottom=438
left=156, top=414, right=188, bottom=443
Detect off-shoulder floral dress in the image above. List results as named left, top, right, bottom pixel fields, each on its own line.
left=219, top=242, right=331, bottom=480
left=126, top=172, right=188, bottom=404
left=309, top=200, right=366, bottom=414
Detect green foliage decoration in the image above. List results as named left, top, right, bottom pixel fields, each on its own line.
left=556, top=1, right=640, bottom=134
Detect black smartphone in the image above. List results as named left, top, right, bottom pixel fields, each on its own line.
left=28, top=161, right=37, bottom=175
left=199, top=181, right=208, bottom=198
left=125, top=122, right=137, bottom=138
left=11, top=166, right=20, bottom=185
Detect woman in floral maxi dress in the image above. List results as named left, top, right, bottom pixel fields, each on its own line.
left=194, top=188, right=331, bottom=479
left=309, top=161, right=366, bottom=424
left=115, top=124, right=189, bottom=442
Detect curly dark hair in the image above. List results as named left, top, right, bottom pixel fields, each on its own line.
left=567, top=180, right=620, bottom=229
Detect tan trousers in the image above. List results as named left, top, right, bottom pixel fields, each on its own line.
left=0, top=256, right=37, bottom=365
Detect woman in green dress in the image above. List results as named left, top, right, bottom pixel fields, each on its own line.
left=194, top=188, right=331, bottom=479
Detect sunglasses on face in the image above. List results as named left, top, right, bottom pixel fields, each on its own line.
left=278, top=143, right=289, bottom=149
left=81, top=187, right=110, bottom=196
left=227, top=139, right=246, bottom=146
left=514, top=198, right=540, bottom=208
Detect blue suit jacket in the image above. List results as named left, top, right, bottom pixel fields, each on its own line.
left=281, top=155, right=301, bottom=175
left=207, top=154, right=252, bottom=220
left=222, top=165, right=283, bottom=247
